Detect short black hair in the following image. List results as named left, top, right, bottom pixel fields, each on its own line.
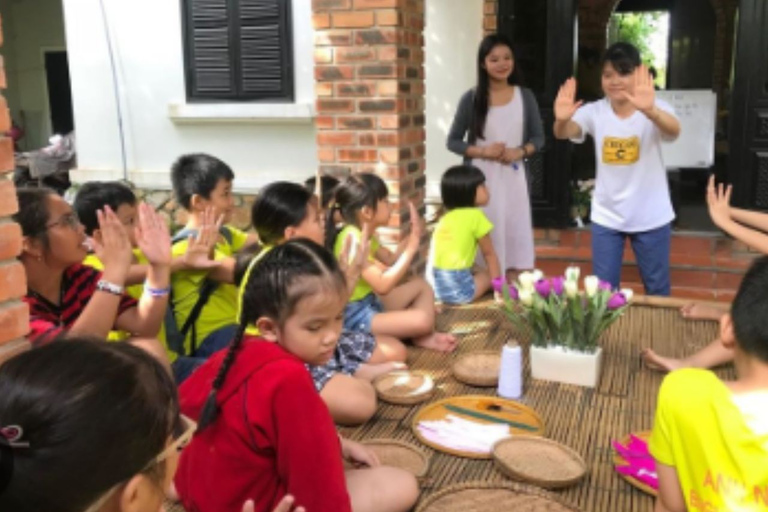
left=73, top=181, right=137, bottom=236
left=305, top=175, right=340, bottom=209
left=441, top=165, right=486, bottom=210
left=324, top=173, right=389, bottom=250
left=602, top=42, right=641, bottom=76
left=252, top=181, right=315, bottom=246
left=171, top=153, right=235, bottom=210
left=13, top=188, right=56, bottom=246
left=731, top=256, right=768, bottom=363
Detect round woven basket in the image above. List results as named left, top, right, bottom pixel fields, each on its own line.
left=373, top=370, right=435, bottom=405
left=452, top=350, right=501, bottom=387
left=415, top=480, right=582, bottom=512
left=612, top=431, right=657, bottom=496
left=492, top=436, right=587, bottom=489
left=361, top=438, right=430, bottom=478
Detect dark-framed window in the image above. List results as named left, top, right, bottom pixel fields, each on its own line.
left=181, top=0, right=294, bottom=102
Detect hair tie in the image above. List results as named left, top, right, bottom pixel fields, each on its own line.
left=0, top=426, right=28, bottom=448
left=0, top=425, right=27, bottom=495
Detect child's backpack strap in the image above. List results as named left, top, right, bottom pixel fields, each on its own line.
left=164, top=226, right=234, bottom=356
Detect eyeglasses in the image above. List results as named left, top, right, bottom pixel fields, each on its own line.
left=46, top=212, right=81, bottom=231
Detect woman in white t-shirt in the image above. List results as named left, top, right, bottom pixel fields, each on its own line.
left=553, top=43, right=681, bottom=295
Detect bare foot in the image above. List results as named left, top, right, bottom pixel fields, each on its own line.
left=680, top=303, right=725, bottom=321
left=642, top=348, right=687, bottom=373
left=355, top=361, right=407, bottom=381
left=414, top=332, right=458, bottom=353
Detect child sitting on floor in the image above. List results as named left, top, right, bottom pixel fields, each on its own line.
left=431, top=165, right=502, bottom=304
left=650, top=255, right=768, bottom=512
left=175, top=239, right=419, bottom=512
left=643, top=176, right=768, bottom=372
left=326, top=173, right=457, bottom=353
left=241, top=181, right=406, bottom=425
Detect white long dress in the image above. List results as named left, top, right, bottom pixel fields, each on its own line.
left=471, top=87, right=535, bottom=270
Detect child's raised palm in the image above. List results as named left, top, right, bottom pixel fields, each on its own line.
left=554, top=78, right=583, bottom=121
left=135, top=203, right=172, bottom=267
left=621, top=65, right=655, bottom=114
left=406, top=202, right=424, bottom=253
left=183, top=207, right=224, bottom=270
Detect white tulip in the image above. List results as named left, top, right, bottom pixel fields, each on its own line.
left=531, top=269, right=544, bottom=282
left=621, top=288, right=634, bottom=302
left=564, top=280, right=578, bottom=298
left=565, top=266, right=581, bottom=283
left=519, top=289, right=534, bottom=306
left=584, top=276, right=599, bottom=297
left=518, top=272, right=535, bottom=292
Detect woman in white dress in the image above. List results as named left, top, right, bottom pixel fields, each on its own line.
left=447, top=33, right=545, bottom=277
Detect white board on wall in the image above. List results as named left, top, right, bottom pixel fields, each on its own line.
left=656, top=90, right=717, bottom=169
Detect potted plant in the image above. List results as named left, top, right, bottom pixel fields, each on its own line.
left=494, top=267, right=633, bottom=388
left=571, top=179, right=595, bottom=228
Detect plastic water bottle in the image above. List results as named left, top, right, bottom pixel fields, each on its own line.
left=498, top=343, right=523, bottom=399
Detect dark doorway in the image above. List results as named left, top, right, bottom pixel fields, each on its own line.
left=44, top=51, right=75, bottom=135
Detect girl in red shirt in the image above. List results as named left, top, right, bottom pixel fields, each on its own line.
left=175, top=239, right=419, bottom=512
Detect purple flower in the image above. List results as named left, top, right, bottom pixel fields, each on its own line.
left=607, top=292, right=628, bottom=310
left=599, top=280, right=613, bottom=292
left=534, top=278, right=551, bottom=298
left=551, top=276, right=565, bottom=295
left=508, top=285, right=519, bottom=300
left=492, top=276, right=504, bottom=293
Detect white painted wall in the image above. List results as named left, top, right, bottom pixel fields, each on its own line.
left=424, top=0, right=483, bottom=199
left=62, top=0, right=317, bottom=192
left=0, top=0, right=67, bottom=150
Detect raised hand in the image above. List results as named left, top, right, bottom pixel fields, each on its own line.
left=135, top=203, right=172, bottom=267
left=554, top=77, right=583, bottom=122
left=93, top=205, right=133, bottom=281
left=706, top=175, right=732, bottom=229
left=338, top=222, right=371, bottom=291
left=183, top=206, right=224, bottom=270
left=621, top=65, right=656, bottom=115
left=406, top=201, right=424, bottom=253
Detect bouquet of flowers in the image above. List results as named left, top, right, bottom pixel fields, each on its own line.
left=571, top=180, right=595, bottom=227
left=493, top=267, right=633, bottom=354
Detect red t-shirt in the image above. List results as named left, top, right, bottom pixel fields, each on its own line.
left=175, top=337, right=351, bottom=512
left=22, top=263, right=137, bottom=346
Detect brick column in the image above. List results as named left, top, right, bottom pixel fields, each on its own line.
left=483, top=0, right=498, bottom=34
left=0, top=11, right=30, bottom=366
left=312, top=0, right=428, bottom=271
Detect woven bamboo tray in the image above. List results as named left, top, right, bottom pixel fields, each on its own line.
left=452, top=350, right=501, bottom=387
left=613, top=431, right=657, bottom=496
left=373, top=370, right=435, bottom=405
left=492, top=436, right=587, bottom=489
left=360, top=438, right=430, bottom=478
left=414, top=480, right=582, bottom=512
left=412, top=395, right=545, bottom=459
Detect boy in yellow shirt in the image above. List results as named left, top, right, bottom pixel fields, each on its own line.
left=169, top=154, right=259, bottom=382
left=650, top=256, right=768, bottom=512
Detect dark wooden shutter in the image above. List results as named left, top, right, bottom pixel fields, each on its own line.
left=183, top=0, right=293, bottom=101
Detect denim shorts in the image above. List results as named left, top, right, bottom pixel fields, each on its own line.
left=433, top=268, right=475, bottom=304
left=343, top=293, right=383, bottom=332
left=307, top=329, right=376, bottom=391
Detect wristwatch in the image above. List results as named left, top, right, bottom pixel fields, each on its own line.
left=96, top=279, right=124, bottom=296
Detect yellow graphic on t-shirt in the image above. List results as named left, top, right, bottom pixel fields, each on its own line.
left=602, top=136, right=640, bottom=165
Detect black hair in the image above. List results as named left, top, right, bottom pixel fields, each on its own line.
left=12, top=187, right=56, bottom=249
left=441, top=165, right=486, bottom=210
left=324, top=173, right=389, bottom=250
left=305, top=175, right=340, bottom=210
left=73, top=181, right=137, bottom=236
left=473, top=33, right=524, bottom=140
left=601, top=42, right=641, bottom=76
left=252, top=181, right=315, bottom=246
left=197, top=239, right=346, bottom=431
left=0, top=340, right=179, bottom=512
left=233, top=243, right=263, bottom=287
left=730, top=256, right=768, bottom=363
left=171, top=153, right=235, bottom=210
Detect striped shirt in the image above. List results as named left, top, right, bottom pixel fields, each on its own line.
left=23, top=263, right=137, bottom=347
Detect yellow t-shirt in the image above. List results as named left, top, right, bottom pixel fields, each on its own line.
left=333, top=225, right=380, bottom=302
left=431, top=208, right=493, bottom=270
left=82, top=251, right=174, bottom=361
left=237, top=245, right=272, bottom=336
left=649, top=369, right=768, bottom=511
left=171, top=226, right=249, bottom=354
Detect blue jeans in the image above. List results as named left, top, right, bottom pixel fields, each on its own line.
left=591, top=222, right=671, bottom=296
left=171, top=324, right=239, bottom=384
left=433, top=268, right=475, bottom=304
left=343, top=293, right=383, bottom=332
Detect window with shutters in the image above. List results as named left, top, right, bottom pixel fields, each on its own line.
left=181, top=0, right=294, bottom=102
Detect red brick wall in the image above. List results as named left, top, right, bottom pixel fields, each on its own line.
left=0, top=11, right=31, bottom=365
left=484, top=0, right=498, bottom=34
left=312, top=0, right=429, bottom=271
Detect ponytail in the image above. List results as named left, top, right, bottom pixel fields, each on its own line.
left=324, top=202, right=341, bottom=251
